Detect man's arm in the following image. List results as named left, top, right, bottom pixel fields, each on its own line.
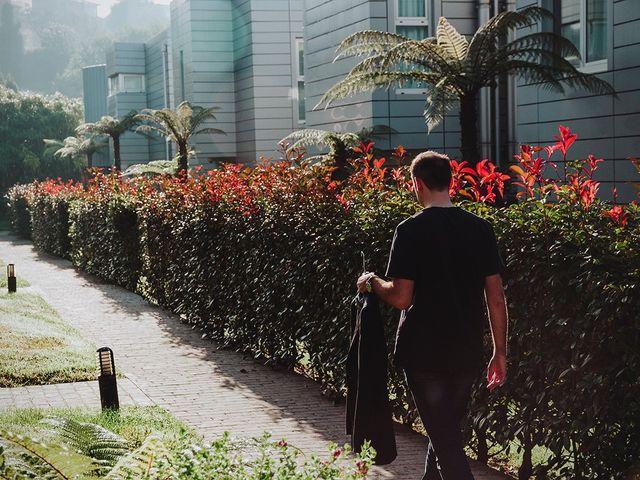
left=485, top=273, right=508, bottom=390
left=356, top=273, right=414, bottom=310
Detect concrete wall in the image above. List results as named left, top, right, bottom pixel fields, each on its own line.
left=515, top=0, right=640, bottom=202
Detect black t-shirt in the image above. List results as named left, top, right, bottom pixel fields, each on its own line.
left=385, top=206, right=504, bottom=373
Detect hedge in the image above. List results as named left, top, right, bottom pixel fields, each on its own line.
left=6, top=128, right=640, bottom=479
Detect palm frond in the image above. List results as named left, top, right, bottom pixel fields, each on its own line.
left=335, top=30, right=410, bottom=59
left=122, top=160, right=178, bottom=178
left=468, top=7, right=553, bottom=72
left=281, top=129, right=358, bottom=153
left=424, top=81, right=458, bottom=132
left=506, top=32, right=580, bottom=58
left=317, top=71, right=442, bottom=108
left=193, top=127, right=226, bottom=136
left=437, top=17, right=469, bottom=61
left=500, top=60, right=566, bottom=92
left=190, top=105, right=220, bottom=130
left=348, top=40, right=452, bottom=78
left=43, top=138, right=64, bottom=157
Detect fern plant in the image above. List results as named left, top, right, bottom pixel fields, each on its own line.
left=317, top=7, right=614, bottom=165
left=0, top=429, right=100, bottom=479
left=43, top=417, right=130, bottom=470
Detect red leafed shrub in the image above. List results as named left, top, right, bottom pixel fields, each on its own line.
left=5, top=125, right=640, bottom=479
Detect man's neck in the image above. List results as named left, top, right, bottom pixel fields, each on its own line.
left=422, top=195, right=454, bottom=209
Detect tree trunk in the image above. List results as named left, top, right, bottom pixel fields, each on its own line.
left=459, top=93, right=481, bottom=166
left=113, top=135, right=121, bottom=171
left=86, top=152, right=93, bottom=169
left=177, top=143, right=189, bottom=178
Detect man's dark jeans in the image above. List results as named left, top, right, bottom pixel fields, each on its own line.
left=405, top=370, right=476, bottom=480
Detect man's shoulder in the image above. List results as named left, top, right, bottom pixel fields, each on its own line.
left=401, top=207, right=493, bottom=231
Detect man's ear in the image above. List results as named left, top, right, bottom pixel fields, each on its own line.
left=413, top=177, right=425, bottom=192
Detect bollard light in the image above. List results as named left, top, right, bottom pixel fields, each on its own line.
left=7, top=264, right=16, bottom=294
left=97, top=347, right=119, bottom=410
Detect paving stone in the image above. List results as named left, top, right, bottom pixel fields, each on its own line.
left=0, top=233, right=508, bottom=479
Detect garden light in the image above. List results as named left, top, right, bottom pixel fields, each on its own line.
left=7, top=264, right=16, bottom=294
left=97, top=347, right=119, bottom=410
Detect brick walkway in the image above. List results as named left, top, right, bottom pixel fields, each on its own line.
left=0, top=232, right=507, bottom=479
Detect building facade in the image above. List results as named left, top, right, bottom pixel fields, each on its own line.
left=82, top=0, right=640, bottom=199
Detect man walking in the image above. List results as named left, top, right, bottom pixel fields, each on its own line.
left=357, top=151, right=508, bottom=480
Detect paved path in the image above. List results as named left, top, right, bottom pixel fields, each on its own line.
left=0, top=232, right=507, bottom=479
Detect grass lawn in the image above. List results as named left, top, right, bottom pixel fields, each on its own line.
left=0, top=292, right=97, bottom=387
left=0, top=405, right=197, bottom=448
left=0, top=259, right=30, bottom=289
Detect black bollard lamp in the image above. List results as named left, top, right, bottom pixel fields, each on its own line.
left=97, top=347, right=119, bottom=410
left=7, top=264, right=16, bottom=294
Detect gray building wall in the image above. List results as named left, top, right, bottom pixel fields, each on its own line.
left=106, top=42, right=150, bottom=168
left=515, top=0, right=640, bottom=202
left=81, top=64, right=110, bottom=167
left=170, top=0, right=237, bottom=163
left=145, top=29, right=172, bottom=161
left=233, top=0, right=304, bottom=162
left=82, top=65, right=108, bottom=123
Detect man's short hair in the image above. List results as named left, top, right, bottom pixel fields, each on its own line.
left=410, top=151, right=452, bottom=191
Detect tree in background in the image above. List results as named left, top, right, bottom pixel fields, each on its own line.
left=0, top=86, right=83, bottom=194
left=136, top=102, right=225, bottom=177
left=318, top=7, right=614, bottom=165
left=77, top=112, right=140, bottom=171
left=0, top=2, right=24, bottom=85
left=13, top=0, right=168, bottom=96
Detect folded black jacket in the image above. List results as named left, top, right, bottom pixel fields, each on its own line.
left=346, top=292, right=397, bottom=465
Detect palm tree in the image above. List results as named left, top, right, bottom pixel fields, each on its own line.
left=317, top=7, right=614, bottom=165
left=44, top=135, right=107, bottom=169
left=135, top=102, right=225, bottom=177
left=77, top=111, right=139, bottom=171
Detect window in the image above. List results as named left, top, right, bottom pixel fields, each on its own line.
left=559, top=0, right=608, bottom=69
left=395, top=0, right=429, bottom=92
left=396, top=0, right=428, bottom=39
left=295, top=38, right=305, bottom=124
left=107, top=74, right=145, bottom=95
left=122, top=74, right=144, bottom=93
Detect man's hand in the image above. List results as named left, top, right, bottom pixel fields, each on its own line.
left=356, top=272, right=375, bottom=293
left=487, top=352, right=507, bottom=391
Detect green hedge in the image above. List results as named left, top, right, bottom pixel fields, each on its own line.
left=5, top=184, right=33, bottom=238
left=6, top=152, right=640, bottom=479
left=69, top=192, right=141, bottom=291
left=30, top=192, right=73, bottom=258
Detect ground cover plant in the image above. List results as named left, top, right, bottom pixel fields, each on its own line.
left=6, top=126, right=640, bottom=479
left=0, top=291, right=96, bottom=387
left=0, top=406, right=374, bottom=479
